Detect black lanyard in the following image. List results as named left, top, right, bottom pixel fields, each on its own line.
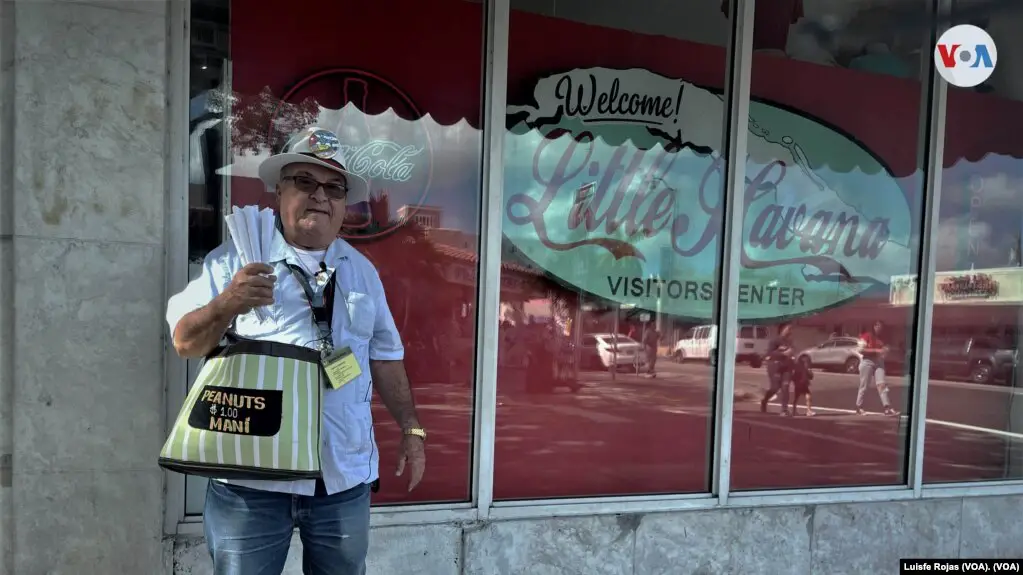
left=286, top=263, right=337, bottom=350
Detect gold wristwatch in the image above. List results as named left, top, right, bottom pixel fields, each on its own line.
left=404, top=427, right=427, bottom=441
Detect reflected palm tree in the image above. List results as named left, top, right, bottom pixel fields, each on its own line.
left=210, top=86, right=321, bottom=155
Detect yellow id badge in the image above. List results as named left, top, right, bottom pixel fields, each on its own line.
left=322, top=347, right=362, bottom=390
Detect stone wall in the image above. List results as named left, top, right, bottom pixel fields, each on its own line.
left=0, top=1, right=168, bottom=573
left=172, top=496, right=1023, bottom=575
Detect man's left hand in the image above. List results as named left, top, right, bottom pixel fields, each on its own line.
left=395, top=434, right=426, bottom=492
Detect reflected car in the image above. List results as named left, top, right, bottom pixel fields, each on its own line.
left=797, top=337, right=863, bottom=373
left=581, top=333, right=648, bottom=371
left=672, top=324, right=767, bottom=368
left=930, top=336, right=1018, bottom=385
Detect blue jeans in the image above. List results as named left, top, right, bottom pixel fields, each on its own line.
left=857, top=359, right=891, bottom=408
left=204, top=480, right=371, bottom=575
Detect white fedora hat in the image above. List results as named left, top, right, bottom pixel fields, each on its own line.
left=257, top=126, right=370, bottom=204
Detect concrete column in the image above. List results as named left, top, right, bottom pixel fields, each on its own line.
left=0, top=1, right=13, bottom=572
left=8, top=2, right=169, bottom=573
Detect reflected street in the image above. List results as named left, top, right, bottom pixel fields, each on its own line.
left=521, top=362, right=1019, bottom=495
left=373, top=360, right=1023, bottom=502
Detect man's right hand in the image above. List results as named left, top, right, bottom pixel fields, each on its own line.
left=171, top=263, right=276, bottom=358
left=216, top=263, right=276, bottom=317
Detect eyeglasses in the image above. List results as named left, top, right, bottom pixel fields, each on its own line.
left=281, top=175, right=348, bottom=200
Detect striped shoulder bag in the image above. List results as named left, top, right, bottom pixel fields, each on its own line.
left=158, top=334, right=325, bottom=480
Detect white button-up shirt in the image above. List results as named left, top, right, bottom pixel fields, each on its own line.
left=166, top=230, right=404, bottom=495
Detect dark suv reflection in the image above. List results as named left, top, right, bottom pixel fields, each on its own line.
left=930, top=336, right=1018, bottom=385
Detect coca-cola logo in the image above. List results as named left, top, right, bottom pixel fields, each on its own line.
left=276, top=68, right=434, bottom=239
left=338, top=140, right=424, bottom=183
left=505, top=68, right=912, bottom=320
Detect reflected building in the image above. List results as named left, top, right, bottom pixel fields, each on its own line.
left=397, top=203, right=443, bottom=229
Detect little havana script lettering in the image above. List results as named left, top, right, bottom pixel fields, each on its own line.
left=506, top=136, right=890, bottom=284
left=338, top=140, right=423, bottom=182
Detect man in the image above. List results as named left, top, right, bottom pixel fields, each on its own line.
left=761, top=322, right=795, bottom=416
left=166, top=126, right=426, bottom=575
left=857, top=320, right=899, bottom=416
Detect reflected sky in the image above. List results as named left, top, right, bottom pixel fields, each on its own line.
left=938, top=154, right=1023, bottom=271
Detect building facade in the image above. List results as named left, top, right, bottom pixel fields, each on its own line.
left=3, top=0, right=1023, bottom=573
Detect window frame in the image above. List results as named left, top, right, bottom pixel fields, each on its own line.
left=165, top=0, right=189, bottom=534
left=165, top=0, right=1023, bottom=536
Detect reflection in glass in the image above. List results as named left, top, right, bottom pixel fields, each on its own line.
left=922, top=7, right=1023, bottom=483
left=196, top=0, right=485, bottom=505
left=184, top=0, right=231, bottom=515
left=729, top=1, right=934, bottom=490
left=495, top=0, right=734, bottom=500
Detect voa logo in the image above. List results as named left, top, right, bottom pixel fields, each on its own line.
left=935, top=24, right=997, bottom=88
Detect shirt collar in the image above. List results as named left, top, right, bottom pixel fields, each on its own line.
left=267, top=227, right=354, bottom=266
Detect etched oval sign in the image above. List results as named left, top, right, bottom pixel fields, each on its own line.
left=503, top=67, right=912, bottom=320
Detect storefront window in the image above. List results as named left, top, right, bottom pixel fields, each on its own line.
left=179, top=0, right=1023, bottom=518
left=923, top=6, right=1023, bottom=483
left=186, top=0, right=485, bottom=507
left=729, top=1, right=934, bottom=490
left=494, top=0, right=735, bottom=500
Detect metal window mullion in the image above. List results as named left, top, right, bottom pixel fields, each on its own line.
left=220, top=60, right=233, bottom=237
left=908, top=0, right=950, bottom=498
left=471, top=0, right=509, bottom=519
left=164, top=0, right=191, bottom=534
left=712, top=0, right=755, bottom=506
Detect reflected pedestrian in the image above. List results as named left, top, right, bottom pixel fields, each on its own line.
left=643, top=327, right=660, bottom=377
left=761, top=322, right=795, bottom=416
left=791, top=356, right=815, bottom=416
left=856, top=320, right=899, bottom=416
